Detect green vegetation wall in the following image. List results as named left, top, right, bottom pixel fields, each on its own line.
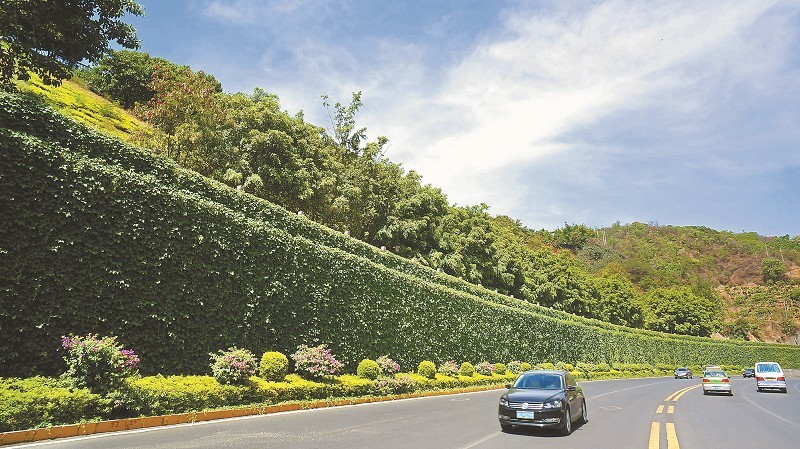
left=2, top=92, right=800, bottom=377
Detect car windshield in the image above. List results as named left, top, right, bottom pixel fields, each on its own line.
left=513, top=373, right=563, bottom=390
left=676, top=368, right=687, bottom=371
left=756, top=363, right=781, bottom=373
left=705, top=371, right=727, bottom=378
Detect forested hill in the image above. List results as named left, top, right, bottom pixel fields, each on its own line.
left=16, top=50, right=800, bottom=344
left=564, top=222, right=800, bottom=343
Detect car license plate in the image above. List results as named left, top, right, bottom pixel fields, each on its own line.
left=517, top=411, right=535, bottom=419
left=766, top=377, right=775, bottom=381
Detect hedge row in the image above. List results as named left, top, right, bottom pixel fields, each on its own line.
left=3, top=92, right=791, bottom=349
left=0, top=372, right=516, bottom=431
left=2, top=92, right=800, bottom=378
left=0, top=92, right=702, bottom=340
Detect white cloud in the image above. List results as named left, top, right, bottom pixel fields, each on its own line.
left=370, top=0, right=798, bottom=225
left=188, top=0, right=798, bottom=232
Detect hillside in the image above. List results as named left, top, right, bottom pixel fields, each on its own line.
left=569, top=222, right=800, bottom=343
left=4, top=90, right=800, bottom=379
left=10, top=56, right=800, bottom=344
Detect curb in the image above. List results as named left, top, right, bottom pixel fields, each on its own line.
left=0, top=384, right=506, bottom=446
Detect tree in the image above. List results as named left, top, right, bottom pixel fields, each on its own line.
left=0, top=0, right=144, bottom=90
left=587, top=275, right=645, bottom=328
left=133, top=65, right=230, bottom=175
left=322, top=91, right=387, bottom=158
left=643, top=286, right=723, bottom=337
left=77, top=50, right=177, bottom=108
left=761, top=258, right=786, bottom=284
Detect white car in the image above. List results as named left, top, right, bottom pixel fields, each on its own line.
left=754, top=362, right=787, bottom=393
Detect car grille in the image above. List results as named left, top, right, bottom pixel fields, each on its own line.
left=508, top=402, right=544, bottom=410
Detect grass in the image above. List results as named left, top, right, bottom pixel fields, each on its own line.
left=16, top=74, right=147, bottom=140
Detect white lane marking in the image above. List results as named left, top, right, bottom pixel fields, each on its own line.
left=600, top=405, right=622, bottom=411
left=457, top=431, right=502, bottom=449
left=741, top=390, right=800, bottom=430
left=587, top=379, right=672, bottom=401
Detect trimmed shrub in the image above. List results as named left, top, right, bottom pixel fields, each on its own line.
left=520, top=362, right=532, bottom=372
left=536, top=362, right=556, bottom=370
left=60, top=334, right=139, bottom=395
left=0, top=377, right=105, bottom=432
left=259, top=351, right=289, bottom=381
left=494, top=363, right=507, bottom=375
left=437, top=360, right=459, bottom=377
left=475, top=361, right=494, bottom=376
left=209, top=347, right=257, bottom=385
left=291, top=344, right=343, bottom=378
left=357, top=359, right=381, bottom=380
left=459, top=362, right=475, bottom=377
left=376, top=355, right=400, bottom=375
left=418, top=361, right=436, bottom=379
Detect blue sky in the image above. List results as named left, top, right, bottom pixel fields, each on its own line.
left=126, top=0, right=800, bottom=237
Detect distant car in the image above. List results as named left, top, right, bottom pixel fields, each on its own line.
left=498, top=370, right=588, bottom=435
left=674, top=367, right=693, bottom=379
left=702, top=370, right=732, bottom=396
left=743, top=368, right=755, bottom=378
left=754, top=362, right=787, bottom=393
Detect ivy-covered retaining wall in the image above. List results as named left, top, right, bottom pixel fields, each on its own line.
left=2, top=92, right=799, bottom=377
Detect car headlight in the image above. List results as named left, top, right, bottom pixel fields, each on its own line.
left=499, top=397, right=509, bottom=407
left=543, top=399, right=562, bottom=409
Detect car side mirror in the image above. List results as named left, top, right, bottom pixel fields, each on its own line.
left=505, top=384, right=512, bottom=389
left=566, top=385, right=577, bottom=392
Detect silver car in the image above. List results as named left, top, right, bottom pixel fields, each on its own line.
left=702, top=370, right=732, bottom=396
left=755, top=362, right=787, bottom=393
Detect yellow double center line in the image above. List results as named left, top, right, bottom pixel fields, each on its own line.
left=649, top=384, right=700, bottom=449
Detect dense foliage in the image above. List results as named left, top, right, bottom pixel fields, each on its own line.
left=0, top=0, right=144, bottom=89
left=2, top=91, right=799, bottom=380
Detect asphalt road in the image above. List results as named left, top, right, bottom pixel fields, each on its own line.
left=11, top=376, right=800, bottom=449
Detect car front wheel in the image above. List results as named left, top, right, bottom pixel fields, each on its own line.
left=580, top=399, right=588, bottom=424
left=560, top=409, right=572, bottom=436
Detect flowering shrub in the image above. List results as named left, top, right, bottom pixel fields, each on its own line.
left=437, top=360, right=459, bottom=377
left=259, top=351, right=289, bottom=381
left=372, top=375, right=417, bottom=395
left=61, top=334, right=139, bottom=394
left=376, top=355, right=400, bottom=375
left=209, top=347, right=257, bottom=385
left=459, top=362, right=475, bottom=377
left=475, top=361, right=495, bottom=376
left=506, top=361, right=523, bottom=374
left=291, top=344, right=343, bottom=378
left=357, top=359, right=381, bottom=380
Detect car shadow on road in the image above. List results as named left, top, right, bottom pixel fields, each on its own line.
left=501, top=421, right=587, bottom=438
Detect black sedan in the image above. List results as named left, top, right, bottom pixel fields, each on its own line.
left=498, top=370, right=587, bottom=435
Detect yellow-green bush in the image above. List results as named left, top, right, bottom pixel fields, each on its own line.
left=356, top=359, right=381, bottom=380
left=417, top=361, right=436, bottom=380
left=0, top=377, right=105, bottom=432
left=259, top=352, right=289, bottom=382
